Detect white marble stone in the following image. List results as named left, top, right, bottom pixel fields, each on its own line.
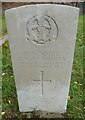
left=5, top=4, right=79, bottom=113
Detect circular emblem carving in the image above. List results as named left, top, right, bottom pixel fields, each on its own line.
left=26, top=14, right=58, bottom=45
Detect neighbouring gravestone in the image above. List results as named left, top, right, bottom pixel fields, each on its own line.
left=5, top=4, right=79, bottom=113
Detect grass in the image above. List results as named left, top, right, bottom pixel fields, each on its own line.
left=66, top=15, right=84, bottom=119
left=1, top=14, right=84, bottom=119
left=0, top=14, right=7, bottom=37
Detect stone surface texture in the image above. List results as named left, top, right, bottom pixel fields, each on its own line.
left=5, top=4, right=79, bottom=113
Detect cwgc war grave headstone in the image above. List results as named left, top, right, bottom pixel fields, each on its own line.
left=5, top=4, right=79, bottom=113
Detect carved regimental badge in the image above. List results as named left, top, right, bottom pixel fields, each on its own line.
left=26, top=14, right=58, bottom=45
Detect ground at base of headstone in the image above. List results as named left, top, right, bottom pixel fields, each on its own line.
left=21, top=111, right=66, bottom=118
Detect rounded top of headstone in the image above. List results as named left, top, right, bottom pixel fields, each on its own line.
left=5, top=4, right=79, bottom=13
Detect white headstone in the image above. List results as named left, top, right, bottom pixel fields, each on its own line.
left=5, top=4, right=79, bottom=113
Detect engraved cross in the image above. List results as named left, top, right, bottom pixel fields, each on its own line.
left=33, top=71, right=51, bottom=96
